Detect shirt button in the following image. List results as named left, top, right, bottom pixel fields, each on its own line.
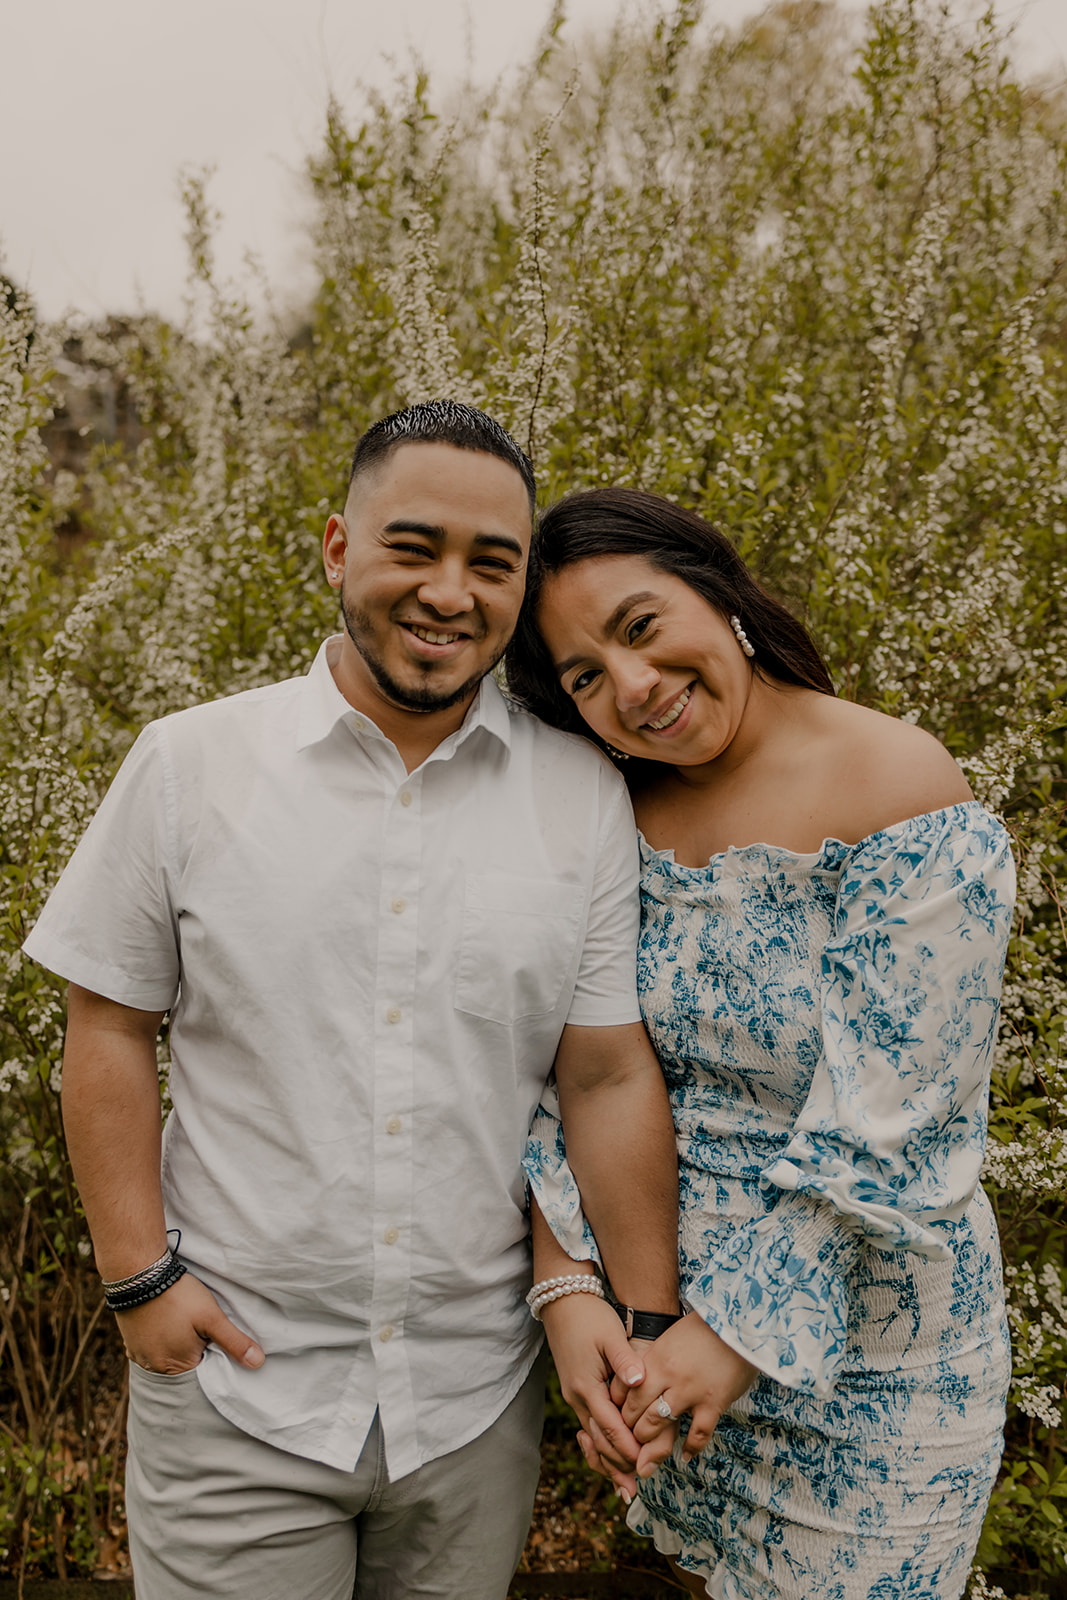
left=386, top=1006, right=401, bottom=1024
left=383, top=1226, right=399, bottom=1245
left=391, top=897, right=406, bottom=915
left=399, top=790, right=413, bottom=807
left=379, top=1326, right=394, bottom=1343
left=386, top=1116, right=402, bottom=1135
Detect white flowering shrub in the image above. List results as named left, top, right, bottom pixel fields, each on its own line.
left=1, top=0, right=1064, bottom=1587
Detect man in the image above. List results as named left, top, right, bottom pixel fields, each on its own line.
left=24, top=401, right=678, bottom=1599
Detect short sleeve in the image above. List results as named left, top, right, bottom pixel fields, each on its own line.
left=22, top=724, right=181, bottom=1010
left=564, top=772, right=641, bottom=1027
left=686, top=804, right=1015, bottom=1396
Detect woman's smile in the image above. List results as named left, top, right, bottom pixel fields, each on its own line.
left=643, top=683, right=694, bottom=732
left=537, top=554, right=755, bottom=767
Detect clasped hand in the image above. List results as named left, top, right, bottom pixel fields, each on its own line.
left=539, top=1293, right=648, bottom=1496
left=611, top=1313, right=758, bottom=1479
left=542, top=1296, right=757, bottom=1494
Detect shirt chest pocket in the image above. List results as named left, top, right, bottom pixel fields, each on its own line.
left=455, top=875, right=586, bottom=1025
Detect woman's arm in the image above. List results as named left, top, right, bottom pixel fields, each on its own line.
left=618, top=803, right=1014, bottom=1472
left=677, top=804, right=1014, bottom=1408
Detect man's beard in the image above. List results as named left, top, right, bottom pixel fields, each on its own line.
left=340, top=591, right=500, bottom=716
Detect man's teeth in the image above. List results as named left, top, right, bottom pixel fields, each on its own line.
left=409, top=625, right=463, bottom=645
left=646, top=685, right=692, bottom=730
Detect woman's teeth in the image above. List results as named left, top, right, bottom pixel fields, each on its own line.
left=646, top=685, right=692, bottom=730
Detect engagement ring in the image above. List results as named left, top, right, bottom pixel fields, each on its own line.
left=655, top=1395, right=677, bottom=1421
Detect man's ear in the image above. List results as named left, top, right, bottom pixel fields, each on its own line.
left=323, top=513, right=349, bottom=589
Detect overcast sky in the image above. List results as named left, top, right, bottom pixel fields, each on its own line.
left=2, top=0, right=1065, bottom=323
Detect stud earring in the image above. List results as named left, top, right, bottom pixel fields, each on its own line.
left=730, top=615, right=755, bottom=658
left=605, top=745, right=630, bottom=762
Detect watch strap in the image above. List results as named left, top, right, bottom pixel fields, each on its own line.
left=620, top=1306, right=682, bottom=1340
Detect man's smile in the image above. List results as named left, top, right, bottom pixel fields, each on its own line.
left=398, top=618, right=480, bottom=661
left=403, top=622, right=472, bottom=645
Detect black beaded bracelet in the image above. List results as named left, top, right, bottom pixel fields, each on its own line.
left=103, top=1252, right=187, bottom=1313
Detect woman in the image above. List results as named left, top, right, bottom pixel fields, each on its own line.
left=508, top=488, right=1014, bottom=1600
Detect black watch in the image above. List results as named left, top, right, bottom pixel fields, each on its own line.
left=617, top=1305, right=683, bottom=1340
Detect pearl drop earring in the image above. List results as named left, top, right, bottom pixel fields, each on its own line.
left=730, top=615, right=755, bottom=658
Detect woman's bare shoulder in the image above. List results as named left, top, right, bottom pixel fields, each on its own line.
left=803, top=695, right=973, bottom=842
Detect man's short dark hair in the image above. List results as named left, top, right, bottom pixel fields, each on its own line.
left=348, top=400, right=537, bottom=515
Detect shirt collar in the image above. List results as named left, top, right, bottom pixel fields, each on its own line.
left=296, top=637, right=512, bottom=757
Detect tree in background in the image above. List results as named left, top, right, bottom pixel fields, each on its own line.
left=1, top=1, right=1065, bottom=1590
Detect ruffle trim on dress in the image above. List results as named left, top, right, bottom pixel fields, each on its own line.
left=638, top=801, right=991, bottom=878
left=761, top=1156, right=956, bottom=1262
left=522, top=1082, right=602, bottom=1266
left=627, top=1489, right=731, bottom=1599
left=686, top=1195, right=856, bottom=1397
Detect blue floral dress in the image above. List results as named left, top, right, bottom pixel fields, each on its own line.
left=527, top=802, right=1015, bottom=1600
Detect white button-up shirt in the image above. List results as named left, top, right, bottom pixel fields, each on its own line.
left=24, top=639, right=640, bottom=1478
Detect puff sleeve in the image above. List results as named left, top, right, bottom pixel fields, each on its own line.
left=685, top=805, right=1015, bottom=1395
left=526, top=805, right=1015, bottom=1395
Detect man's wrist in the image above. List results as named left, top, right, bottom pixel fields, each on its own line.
left=616, top=1305, right=683, bottom=1340
left=102, top=1236, right=186, bottom=1312
left=603, top=1288, right=683, bottom=1341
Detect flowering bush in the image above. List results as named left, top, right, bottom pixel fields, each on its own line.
left=1, top=0, right=1064, bottom=1588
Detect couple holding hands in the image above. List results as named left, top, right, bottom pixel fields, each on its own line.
left=26, top=401, right=1012, bottom=1600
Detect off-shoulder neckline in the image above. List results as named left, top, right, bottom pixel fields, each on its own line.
left=638, top=799, right=991, bottom=873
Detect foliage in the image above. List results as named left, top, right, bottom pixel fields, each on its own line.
left=1, top=0, right=1065, bottom=1588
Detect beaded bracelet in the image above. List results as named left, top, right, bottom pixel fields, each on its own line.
left=104, top=1253, right=187, bottom=1313
left=525, top=1273, right=601, bottom=1305
left=527, top=1274, right=606, bottom=1322
left=101, top=1233, right=187, bottom=1313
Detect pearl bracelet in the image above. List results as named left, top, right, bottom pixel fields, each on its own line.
left=525, top=1273, right=597, bottom=1305
left=527, top=1274, right=605, bottom=1322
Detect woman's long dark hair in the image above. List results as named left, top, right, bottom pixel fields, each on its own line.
left=506, top=487, right=833, bottom=766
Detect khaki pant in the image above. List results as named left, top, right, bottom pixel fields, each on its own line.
left=125, top=1352, right=547, bottom=1600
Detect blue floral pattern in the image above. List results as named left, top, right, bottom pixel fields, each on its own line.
left=525, top=803, right=1014, bottom=1599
